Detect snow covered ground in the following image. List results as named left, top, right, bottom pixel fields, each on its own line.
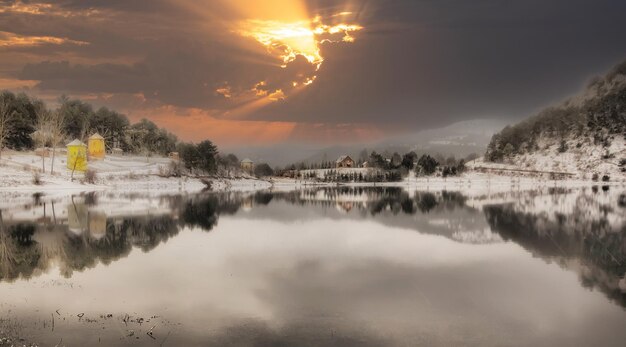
left=469, top=136, right=625, bottom=180
left=0, top=151, right=623, bottom=200
left=0, top=151, right=271, bottom=196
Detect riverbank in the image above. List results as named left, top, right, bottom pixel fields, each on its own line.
left=0, top=151, right=272, bottom=196
left=1, top=151, right=623, bottom=199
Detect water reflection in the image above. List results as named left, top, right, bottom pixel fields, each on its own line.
left=0, top=188, right=486, bottom=283
left=485, top=188, right=626, bottom=308
left=2, top=188, right=624, bottom=306
left=1, top=187, right=626, bottom=346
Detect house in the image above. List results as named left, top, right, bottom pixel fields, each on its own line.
left=241, top=158, right=254, bottom=172
left=66, top=139, right=88, bottom=172
left=87, top=133, right=105, bottom=160
left=336, top=155, right=355, bottom=168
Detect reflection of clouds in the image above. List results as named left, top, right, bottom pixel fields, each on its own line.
left=3, top=189, right=626, bottom=346
left=484, top=188, right=626, bottom=308
left=452, top=228, right=504, bottom=244
left=199, top=319, right=389, bottom=347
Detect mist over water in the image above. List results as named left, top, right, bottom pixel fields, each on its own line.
left=1, top=187, right=625, bottom=346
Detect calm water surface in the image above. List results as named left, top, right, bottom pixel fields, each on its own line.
left=1, top=187, right=625, bottom=346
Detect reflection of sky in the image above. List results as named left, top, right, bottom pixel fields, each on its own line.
left=230, top=197, right=495, bottom=241
left=2, top=214, right=626, bottom=346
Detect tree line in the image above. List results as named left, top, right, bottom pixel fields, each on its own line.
left=485, top=59, right=626, bottom=162
left=0, top=90, right=225, bottom=175
left=276, top=150, right=476, bottom=182
left=0, top=91, right=178, bottom=155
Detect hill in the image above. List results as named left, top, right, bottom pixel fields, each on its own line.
left=483, top=59, right=626, bottom=179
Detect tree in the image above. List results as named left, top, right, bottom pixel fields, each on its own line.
left=558, top=139, right=568, bottom=153
left=503, top=143, right=515, bottom=158
left=196, top=140, right=218, bottom=174
left=417, top=154, right=439, bottom=176
left=456, top=159, right=466, bottom=174
left=369, top=151, right=386, bottom=168
left=391, top=152, right=402, bottom=168
left=3, top=92, right=37, bottom=151
left=48, top=109, right=66, bottom=174
left=58, top=95, right=94, bottom=140
left=128, top=118, right=177, bottom=156
left=218, top=153, right=240, bottom=175
left=254, top=163, right=274, bottom=177
left=32, top=101, right=52, bottom=171
left=401, top=151, right=417, bottom=170
left=89, top=107, right=130, bottom=149
left=178, top=143, right=201, bottom=173
left=0, top=92, right=18, bottom=158
left=223, top=153, right=239, bottom=166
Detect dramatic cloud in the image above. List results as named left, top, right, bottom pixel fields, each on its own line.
left=1, top=0, right=625, bottom=145
left=0, top=31, right=88, bottom=48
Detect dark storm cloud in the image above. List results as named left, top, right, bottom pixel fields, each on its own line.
left=4, top=0, right=626, bottom=131
left=258, top=0, right=626, bottom=129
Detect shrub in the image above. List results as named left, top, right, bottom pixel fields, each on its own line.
left=592, top=173, right=599, bottom=181
left=160, top=161, right=182, bottom=177
left=602, top=175, right=610, bottom=182
left=254, top=163, right=274, bottom=177
left=32, top=172, right=42, bottom=185
left=558, top=140, right=568, bottom=153
left=84, top=169, right=97, bottom=184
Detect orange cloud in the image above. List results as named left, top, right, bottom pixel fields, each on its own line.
left=127, top=106, right=296, bottom=147
left=0, top=31, right=89, bottom=48
left=0, top=78, right=38, bottom=90
left=0, top=1, right=100, bottom=17
left=122, top=103, right=384, bottom=147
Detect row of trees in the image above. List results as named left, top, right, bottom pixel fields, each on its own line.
left=0, top=90, right=225, bottom=175
left=278, top=150, right=474, bottom=182
left=0, top=91, right=180, bottom=157
left=486, top=60, right=626, bottom=162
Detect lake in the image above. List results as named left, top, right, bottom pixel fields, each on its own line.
left=1, top=186, right=625, bottom=346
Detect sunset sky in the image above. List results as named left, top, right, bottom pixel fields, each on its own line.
left=1, top=0, right=625, bottom=148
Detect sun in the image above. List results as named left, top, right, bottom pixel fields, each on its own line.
left=238, top=15, right=363, bottom=70
left=214, top=3, right=364, bottom=113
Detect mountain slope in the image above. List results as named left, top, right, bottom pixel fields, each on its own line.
left=483, top=59, right=626, bottom=179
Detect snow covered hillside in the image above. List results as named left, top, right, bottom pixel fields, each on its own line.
left=482, top=59, right=626, bottom=180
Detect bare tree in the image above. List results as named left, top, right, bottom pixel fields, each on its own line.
left=0, top=96, right=16, bottom=159
left=33, top=102, right=52, bottom=172
left=48, top=109, right=66, bottom=174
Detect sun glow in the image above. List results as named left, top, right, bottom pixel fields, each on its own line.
left=239, top=16, right=363, bottom=69
left=213, top=1, right=365, bottom=111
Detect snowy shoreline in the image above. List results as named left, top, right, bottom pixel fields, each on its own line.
left=1, top=151, right=623, bottom=200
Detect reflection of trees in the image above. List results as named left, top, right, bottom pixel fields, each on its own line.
left=0, top=212, right=182, bottom=282
left=0, top=215, right=41, bottom=281
left=60, top=215, right=181, bottom=277
left=0, top=192, right=243, bottom=282
left=0, top=188, right=475, bottom=282
left=283, top=187, right=468, bottom=217
left=181, top=196, right=220, bottom=231
left=484, top=202, right=626, bottom=308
